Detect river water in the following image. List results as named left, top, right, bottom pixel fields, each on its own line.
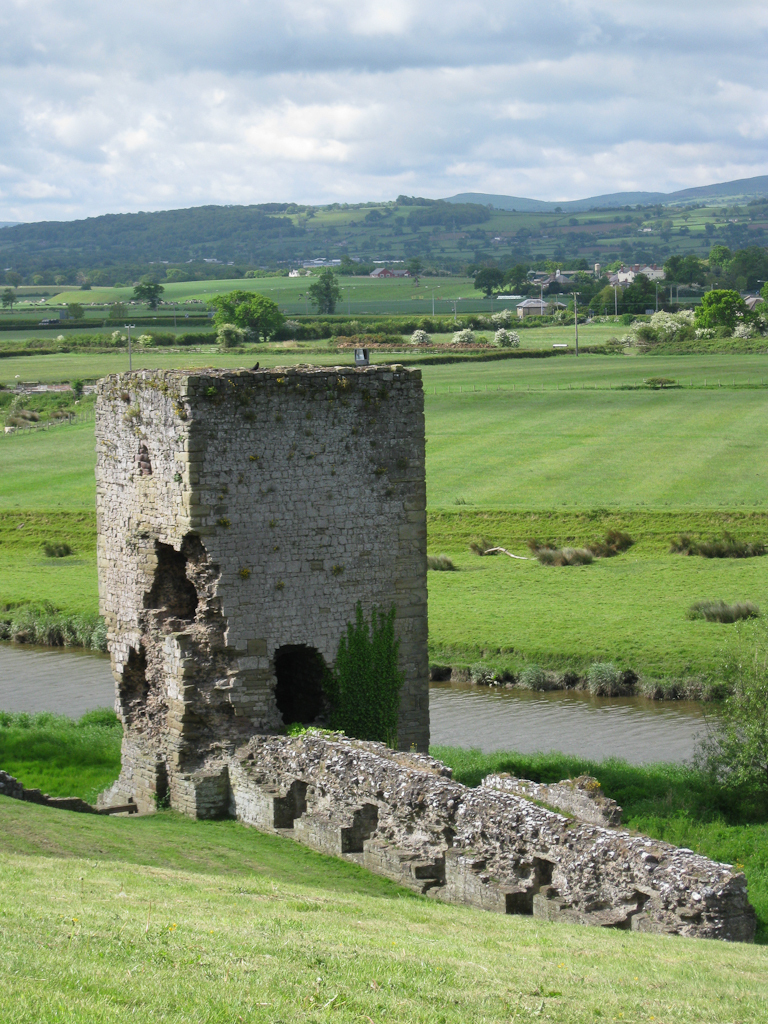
left=0, top=646, right=707, bottom=764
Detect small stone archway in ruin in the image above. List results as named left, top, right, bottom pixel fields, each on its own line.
left=273, top=644, right=330, bottom=727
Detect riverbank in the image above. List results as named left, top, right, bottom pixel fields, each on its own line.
left=3, top=504, right=768, bottom=694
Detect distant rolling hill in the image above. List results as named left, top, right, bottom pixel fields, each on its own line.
left=443, top=175, right=768, bottom=212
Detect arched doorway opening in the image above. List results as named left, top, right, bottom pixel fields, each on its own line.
left=274, top=645, right=329, bottom=726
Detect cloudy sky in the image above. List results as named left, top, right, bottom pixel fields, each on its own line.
left=2, top=0, right=768, bottom=222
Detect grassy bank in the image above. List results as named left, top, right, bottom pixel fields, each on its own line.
left=1, top=722, right=768, bottom=1023
left=0, top=709, right=120, bottom=802
left=2, top=802, right=766, bottom=1024
left=426, top=509, right=768, bottom=679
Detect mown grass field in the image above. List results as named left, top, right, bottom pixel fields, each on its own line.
left=2, top=798, right=766, bottom=1024
left=1, top=711, right=768, bottom=1023
left=427, top=511, right=768, bottom=678
left=2, top=342, right=768, bottom=390
left=3, top=355, right=768, bottom=675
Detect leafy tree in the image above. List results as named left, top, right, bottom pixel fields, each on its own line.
left=109, top=302, right=127, bottom=320
left=697, top=622, right=768, bottom=799
left=695, top=289, right=747, bottom=330
left=207, top=290, right=284, bottom=342
left=307, top=269, right=342, bottom=314
left=727, top=246, right=768, bottom=291
left=663, top=254, right=705, bottom=285
left=504, top=264, right=530, bottom=291
left=1, top=288, right=16, bottom=309
left=473, top=267, right=504, bottom=297
left=708, top=245, right=732, bottom=272
left=132, top=280, right=165, bottom=309
left=72, top=380, right=84, bottom=398
left=5, top=271, right=21, bottom=288
left=621, top=274, right=658, bottom=314
left=66, top=302, right=84, bottom=320
left=406, top=257, right=423, bottom=278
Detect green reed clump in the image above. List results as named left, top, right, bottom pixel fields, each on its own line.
left=0, top=602, right=107, bottom=650
left=586, top=661, right=636, bottom=696
left=427, top=554, right=456, bottom=571
left=518, top=665, right=559, bottom=690
left=687, top=600, right=760, bottom=623
left=671, top=532, right=765, bottom=558
left=42, top=541, right=73, bottom=558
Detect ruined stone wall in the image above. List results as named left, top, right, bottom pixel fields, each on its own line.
left=224, top=732, right=755, bottom=943
left=95, top=366, right=428, bottom=812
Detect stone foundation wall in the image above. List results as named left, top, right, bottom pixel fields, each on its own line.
left=218, top=732, right=755, bottom=943
left=96, top=365, right=429, bottom=813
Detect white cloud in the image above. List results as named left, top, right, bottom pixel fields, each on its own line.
left=0, top=1, right=766, bottom=220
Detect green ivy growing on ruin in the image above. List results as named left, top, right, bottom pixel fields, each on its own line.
left=326, top=602, right=403, bottom=747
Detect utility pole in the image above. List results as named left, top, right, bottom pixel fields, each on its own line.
left=574, top=293, right=579, bottom=357
left=655, top=282, right=658, bottom=312
left=125, top=324, right=136, bottom=372
left=614, top=286, right=618, bottom=316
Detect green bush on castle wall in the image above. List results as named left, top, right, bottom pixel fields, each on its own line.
left=325, top=602, right=403, bottom=747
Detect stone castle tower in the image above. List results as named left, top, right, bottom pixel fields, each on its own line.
left=95, top=365, right=429, bottom=815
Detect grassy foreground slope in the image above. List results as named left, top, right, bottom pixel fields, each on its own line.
left=1, top=798, right=767, bottom=1024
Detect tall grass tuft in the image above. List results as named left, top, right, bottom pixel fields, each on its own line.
left=588, top=529, right=634, bottom=558
left=586, top=662, right=635, bottom=696
left=535, top=546, right=593, bottom=566
left=671, top=532, right=765, bottom=558
left=687, top=600, right=760, bottom=623
left=518, top=665, right=558, bottom=690
left=427, top=554, right=456, bottom=571
left=0, top=602, right=107, bottom=651
left=42, top=541, right=73, bottom=558
left=528, top=530, right=632, bottom=566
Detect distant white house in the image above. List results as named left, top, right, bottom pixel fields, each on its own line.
left=615, top=264, right=665, bottom=285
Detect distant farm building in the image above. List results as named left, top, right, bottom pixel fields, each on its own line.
left=516, top=298, right=567, bottom=318
left=369, top=268, right=410, bottom=278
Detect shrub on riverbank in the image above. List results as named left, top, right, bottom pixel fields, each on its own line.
left=0, top=602, right=107, bottom=650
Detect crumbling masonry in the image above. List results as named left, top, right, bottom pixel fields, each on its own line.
left=96, top=366, right=755, bottom=942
